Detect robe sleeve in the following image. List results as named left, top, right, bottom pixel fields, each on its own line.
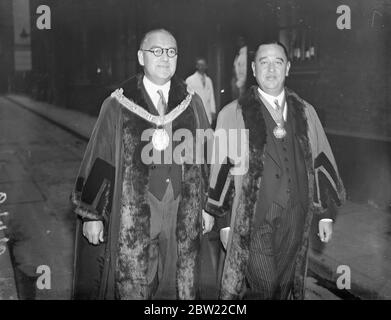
left=205, top=101, right=246, bottom=217
left=70, top=97, right=117, bottom=222
left=190, top=93, right=212, bottom=204
left=305, top=102, right=346, bottom=220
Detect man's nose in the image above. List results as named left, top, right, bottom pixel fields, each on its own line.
left=161, top=51, right=169, bottom=61
left=267, top=63, right=275, bottom=72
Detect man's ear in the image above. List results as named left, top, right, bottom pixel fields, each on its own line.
left=137, top=50, right=144, bottom=67
left=286, top=61, right=291, bottom=77
left=251, top=61, right=256, bottom=77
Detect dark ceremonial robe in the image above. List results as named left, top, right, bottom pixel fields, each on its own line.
left=205, top=86, right=346, bottom=299
left=71, top=74, right=210, bottom=299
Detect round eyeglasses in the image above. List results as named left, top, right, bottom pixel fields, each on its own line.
left=142, top=47, right=178, bottom=58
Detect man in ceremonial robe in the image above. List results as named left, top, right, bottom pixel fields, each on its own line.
left=71, top=29, right=213, bottom=300
left=204, top=42, right=345, bottom=299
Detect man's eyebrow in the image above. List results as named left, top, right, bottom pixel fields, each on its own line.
left=258, top=56, right=285, bottom=62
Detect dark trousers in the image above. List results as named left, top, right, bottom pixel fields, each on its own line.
left=245, top=198, right=305, bottom=299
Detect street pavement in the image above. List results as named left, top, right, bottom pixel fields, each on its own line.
left=1, top=94, right=390, bottom=300
left=0, top=96, right=85, bottom=299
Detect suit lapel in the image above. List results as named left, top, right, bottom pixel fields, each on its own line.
left=265, top=126, right=282, bottom=169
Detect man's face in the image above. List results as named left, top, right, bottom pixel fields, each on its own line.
left=196, top=59, right=207, bottom=74
left=138, top=31, right=177, bottom=85
left=252, top=44, right=290, bottom=96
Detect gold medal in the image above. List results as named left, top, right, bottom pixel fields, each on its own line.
left=152, top=128, right=170, bottom=151
left=273, top=124, right=287, bottom=139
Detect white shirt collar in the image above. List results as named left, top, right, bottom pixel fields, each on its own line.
left=257, top=87, right=288, bottom=121
left=143, top=76, right=171, bottom=110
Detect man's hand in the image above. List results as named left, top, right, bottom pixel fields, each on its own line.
left=318, top=219, right=333, bottom=243
left=202, top=210, right=215, bottom=235
left=83, top=221, right=104, bottom=245
left=220, top=227, right=230, bottom=250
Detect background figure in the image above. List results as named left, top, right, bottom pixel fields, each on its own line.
left=71, top=29, right=213, bottom=300
left=231, top=35, right=257, bottom=100
left=231, top=36, right=248, bottom=100
left=186, top=57, right=216, bottom=127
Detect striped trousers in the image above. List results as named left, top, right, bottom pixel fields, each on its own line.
left=147, top=182, right=180, bottom=300
left=245, top=198, right=305, bottom=299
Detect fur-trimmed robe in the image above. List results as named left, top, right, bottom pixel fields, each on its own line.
left=71, top=74, right=210, bottom=299
left=205, top=86, right=346, bottom=299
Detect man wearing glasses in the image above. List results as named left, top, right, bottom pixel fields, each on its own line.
left=71, top=29, right=213, bottom=299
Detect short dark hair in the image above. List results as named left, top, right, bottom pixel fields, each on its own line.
left=254, top=41, right=290, bottom=62
left=139, top=28, right=176, bottom=50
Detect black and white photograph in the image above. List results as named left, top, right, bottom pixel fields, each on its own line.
left=0, top=0, right=390, bottom=305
